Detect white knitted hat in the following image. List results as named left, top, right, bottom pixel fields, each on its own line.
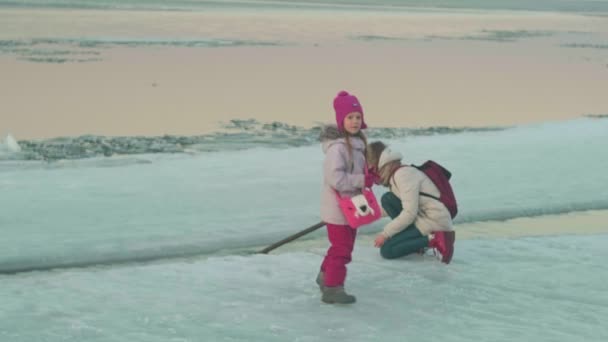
left=378, top=148, right=403, bottom=169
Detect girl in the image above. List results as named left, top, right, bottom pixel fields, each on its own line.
left=317, top=90, right=375, bottom=304
left=366, top=141, right=455, bottom=263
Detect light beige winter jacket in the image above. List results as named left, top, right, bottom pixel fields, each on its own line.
left=382, top=166, right=453, bottom=237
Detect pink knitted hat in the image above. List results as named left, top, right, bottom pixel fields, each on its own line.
left=333, top=90, right=367, bottom=131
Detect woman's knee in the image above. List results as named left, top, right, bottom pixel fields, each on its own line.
left=381, top=192, right=402, bottom=218
left=381, top=192, right=398, bottom=208
left=380, top=245, right=398, bottom=259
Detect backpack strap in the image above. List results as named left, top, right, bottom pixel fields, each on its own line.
left=419, top=192, right=440, bottom=201
left=389, top=165, right=408, bottom=187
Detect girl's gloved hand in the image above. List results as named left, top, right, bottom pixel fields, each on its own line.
left=364, top=169, right=380, bottom=188
left=364, top=173, right=377, bottom=188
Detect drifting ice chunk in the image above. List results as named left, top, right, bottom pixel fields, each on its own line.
left=3, top=134, right=21, bottom=153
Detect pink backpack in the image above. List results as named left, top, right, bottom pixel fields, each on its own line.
left=335, top=167, right=381, bottom=229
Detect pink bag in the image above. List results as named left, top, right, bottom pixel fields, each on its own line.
left=335, top=188, right=382, bottom=229
left=335, top=165, right=381, bottom=228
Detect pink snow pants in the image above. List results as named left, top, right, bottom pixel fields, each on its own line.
left=320, top=223, right=357, bottom=287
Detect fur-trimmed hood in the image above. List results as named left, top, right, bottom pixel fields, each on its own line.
left=319, top=125, right=345, bottom=142
left=319, top=125, right=365, bottom=154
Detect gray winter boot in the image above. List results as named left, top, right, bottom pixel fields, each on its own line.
left=315, top=271, right=324, bottom=291
left=321, top=286, right=356, bottom=304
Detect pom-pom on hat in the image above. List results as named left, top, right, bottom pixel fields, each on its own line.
left=333, top=90, right=367, bottom=131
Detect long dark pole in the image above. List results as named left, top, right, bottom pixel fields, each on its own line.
left=257, top=221, right=326, bottom=254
